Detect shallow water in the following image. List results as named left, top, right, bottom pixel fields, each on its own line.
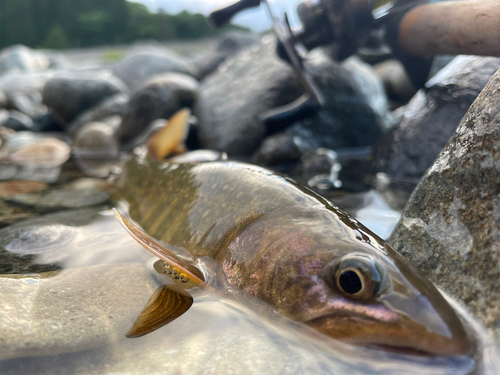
left=0, top=198, right=498, bottom=375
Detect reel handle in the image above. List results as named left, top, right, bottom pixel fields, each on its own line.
left=209, top=0, right=262, bottom=27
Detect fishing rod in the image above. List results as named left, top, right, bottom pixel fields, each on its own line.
left=209, top=0, right=500, bottom=125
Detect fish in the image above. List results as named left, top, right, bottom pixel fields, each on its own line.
left=113, top=156, right=472, bottom=357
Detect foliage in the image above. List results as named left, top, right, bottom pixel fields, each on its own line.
left=40, top=25, right=71, bottom=50
left=0, top=0, right=248, bottom=50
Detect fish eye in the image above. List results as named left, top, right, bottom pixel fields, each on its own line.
left=327, top=254, right=386, bottom=301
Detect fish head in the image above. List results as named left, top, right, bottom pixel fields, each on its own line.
left=301, top=241, right=473, bottom=356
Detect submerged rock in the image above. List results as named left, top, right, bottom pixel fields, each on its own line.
left=5, top=184, right=110, bottom=214
left=372, top=56, right=500, bottom=208
left=113, top=51, right=194, bottom=92
left=196, top=37, right=393, bottom=156
left=120, top=73, right=199, bottom=142
left=43, top=72, right=128, bottom=125
left=68, top=93, right=129, bottom=137
left=0, top=180, right=48, bottom=198
left=389, top=68, right=500, bottom=340
left=0, top=263, right=158, bottom=361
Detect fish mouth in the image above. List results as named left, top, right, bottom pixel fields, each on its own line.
left=305, top=312, right=472, bottom=357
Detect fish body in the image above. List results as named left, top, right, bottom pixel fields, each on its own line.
left=114, top=157, right=471, bottom=356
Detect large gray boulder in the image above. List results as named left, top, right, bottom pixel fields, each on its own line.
left=43, top=72, right=128, bottom=126
left=119, top=73, right=199, bottom=142
left=389, top=68, right=500, bottom=340
left=113, top=52, right=194, bottom=93
left=196, top=37, right=393, bottom=156
left=372, top=56, right=500, bottom=208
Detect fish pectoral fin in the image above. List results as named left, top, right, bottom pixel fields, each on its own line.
left=114, top=209, right=205, bottom=286
left=127, top=284, right=193, bottom=338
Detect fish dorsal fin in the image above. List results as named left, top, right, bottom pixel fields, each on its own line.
left=126, top=284, right=193, bottom=338
left=114, top=209, right=205, bottom=286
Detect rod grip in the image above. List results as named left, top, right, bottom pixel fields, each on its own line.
left=209, top=0, right=262, bottom=27
left=399, top=0, right=500, bottom=57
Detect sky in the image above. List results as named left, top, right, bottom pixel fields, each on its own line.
left=134, top=0, right=298, bottom=32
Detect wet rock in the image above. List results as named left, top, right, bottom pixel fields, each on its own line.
left=73, top=120, right=121, bottom=178
left=196, top=37, right=393, bottom=156
left=68, top=94, right=129, bottom=137
left=389, top=68, right=500, bottom=339
left=195, top=32, right=261, bottom=80
left=0, top=110, right=33, bottom=131
left=0, top=180, right=48, bottom=198
left=120, top=73, right=199, bottom=142
left=0, top=201, right=38, bottom=228
left=5, top=184, right=110, bottom=214
left=43, top=72, right=128, bottom=125
left=7, top=90, right=48, bottom=119
left=0, top=263, right=158, bottom=360
left=31, top=111, right=65, bottom=133
left=0, top=45, right=49, bottom=76
left=335, top=147, right=373, bottom=193
left=8, top=137, right=70, bottom=169
left=372, top=56, right=500, bottom=206
left=289, top=149, right=342, bottom=197
left=252, top=133, right=302, bottom=166
left=113, top=51, right=194, bottom=92
left=0, top=208, right=102, bottom=274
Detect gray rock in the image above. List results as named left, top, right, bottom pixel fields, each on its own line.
left=252, top=133, right=302, bottom=166
left=0, top=71, right=58, bottom=100
left=196, top=37, right=393, bottom=156
left=68, top=94, right=129, bottom=137
left=287, top=56, right=394, bottom=152
left=0, top=110, right=33, bottom=131
left=0, top=45, right=49, bottom=76
left=195, top=32, right=261, bottom=80
left=0, top=263, right=158, bottom=360
left=43, top=72, right=128, bottom=125
left=72, top=120, right=121, bottom=178
left=119, top=73, right=199, bottom=142
left=8, top=90, right=47, bottom=119
left=113, top=52, right=194, bottom=92
left=6, top=187, right=110, bottom=214
left=371, top=56, right=500, bottom=207
left=389, top=68, right=500, bottom=340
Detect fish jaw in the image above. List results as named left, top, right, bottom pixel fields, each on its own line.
left=305, top=296, right=472, bottom=356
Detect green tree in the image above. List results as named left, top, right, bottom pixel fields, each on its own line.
left=40, top=24, right=71, bottom=49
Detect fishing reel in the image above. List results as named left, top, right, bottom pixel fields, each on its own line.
left=210, top=0, right=431, bottom=126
